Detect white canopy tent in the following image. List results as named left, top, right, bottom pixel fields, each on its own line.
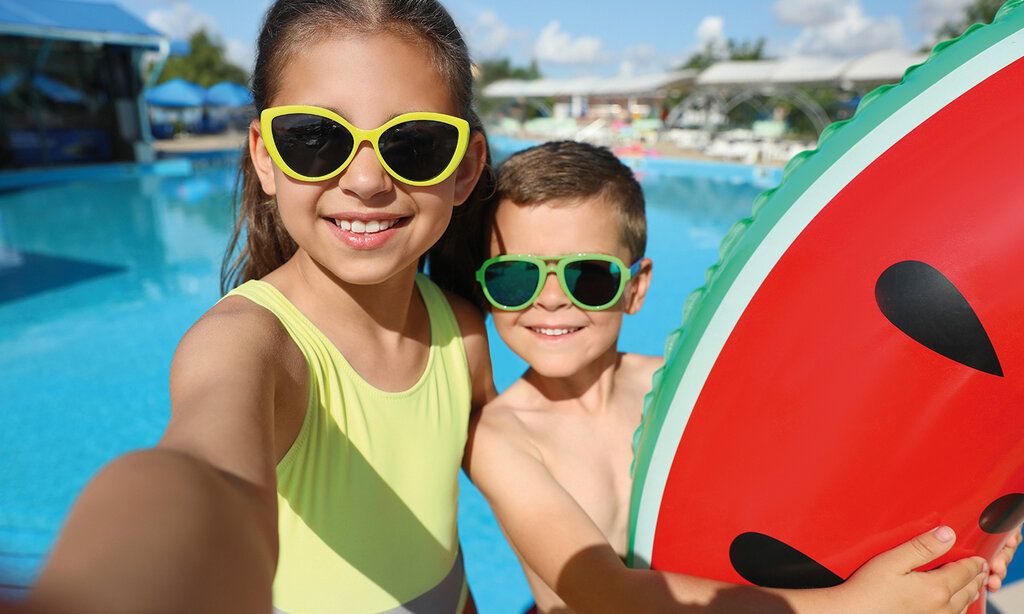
left=695, top=50, right=928, bottom=89
left=482, top=50, right=930, bottom=137
left=483, top=50, right=926, bottom=102
left=483, top=70, right=697, bottom=100
left=675, top=49, right=928, bottom=133
left=841, top=50, right=929, bottom=85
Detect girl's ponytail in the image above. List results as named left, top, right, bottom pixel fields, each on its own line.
left=425, top=110, right=495, bottom=313
left=220, top=146, right=297, bottom=294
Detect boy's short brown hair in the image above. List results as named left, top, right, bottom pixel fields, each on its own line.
left=495, top=140, right=647, bottom=262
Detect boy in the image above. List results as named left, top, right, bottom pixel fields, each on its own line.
left=464, top=141, right=1008, bottom=613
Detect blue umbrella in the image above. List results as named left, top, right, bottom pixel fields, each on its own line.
left=144, top=78, right=206, bottom=108
left=204, top=81, right=254, bottom=107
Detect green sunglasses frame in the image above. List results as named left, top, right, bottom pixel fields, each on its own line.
left=475, top=253, right=643, bottom=311
left=260, top=105, right=470, bottom=187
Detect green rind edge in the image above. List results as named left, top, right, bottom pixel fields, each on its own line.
left=627, top=0, right=1024, bottom=566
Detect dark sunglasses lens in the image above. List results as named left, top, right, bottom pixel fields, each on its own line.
left=564, top=260, right=622, bottom=307
left=271, top=114, right=353, bottom=177
left=379, top=120, right=459, bottom=182
left=484, top=261, right=540, bottom=308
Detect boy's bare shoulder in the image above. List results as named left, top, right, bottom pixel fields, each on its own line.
left=618, top=352, right=665, bottom=387
left=466, top=381, right=549, bottom=482
left=471, top=379, right=548, bottom=448
left=475, top=379, right=538, bottom=423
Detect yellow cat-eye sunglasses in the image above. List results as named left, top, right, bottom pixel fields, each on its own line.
left=260, top=105, right=470, bottom=187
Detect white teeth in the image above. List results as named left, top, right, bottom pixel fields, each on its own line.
left=333, top=218, right=397, bottom=234
left=533, top=327, right=579, bottom=337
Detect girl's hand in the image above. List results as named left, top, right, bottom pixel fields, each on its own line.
left=837, top=526, right=987, bottom=614
left=986, top=525, right=1022, bottom=592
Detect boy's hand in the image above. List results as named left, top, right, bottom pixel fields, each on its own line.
left=986, top=525, right=1022, bottom=592
left=838, top=526, right=987, bottom=614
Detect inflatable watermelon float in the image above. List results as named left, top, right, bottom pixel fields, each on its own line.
left=629, top=2, right=1024, bottom=613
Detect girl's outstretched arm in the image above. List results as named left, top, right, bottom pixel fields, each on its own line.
left=466, top=406, right=987, bottom=614
left=446, top=293, right=496, bottom=614
left=23, top=299, right=295, bottom=614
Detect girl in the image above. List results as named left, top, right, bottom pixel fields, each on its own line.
left=25, top=1, right=494, bottom=613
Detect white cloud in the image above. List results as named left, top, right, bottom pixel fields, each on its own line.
left=774, top=0, right=846, bottom=27
left=467, top=10, right=522, bottom=59
left=915, top=0, right=973, bottom=35
left=145, top=1, right=216, bottom=39
left=696, top=15, right=728, bottom=57
left=619, top=44, right=659, bottom=75
left=145, top=1, right=254, bottom=70
left=789, top=4, right=907, bottom=57
left=533, top=21, right=607, bottom=65
left=225, top=39, right=255, bottom=72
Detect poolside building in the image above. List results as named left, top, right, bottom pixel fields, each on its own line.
left=484, top=70, right=696, bottom=123
left=0, top=0, right=168, bottom=170
left=485, top=51, right=927, bottom=135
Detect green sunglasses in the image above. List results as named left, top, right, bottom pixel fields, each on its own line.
left=475, top=253, right=642, bottom=311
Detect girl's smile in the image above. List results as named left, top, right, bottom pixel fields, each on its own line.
left=323, top=213, right=411, bottom=250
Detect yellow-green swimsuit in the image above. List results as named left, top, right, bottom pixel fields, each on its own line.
left=226, top=275, right=471, bottom=614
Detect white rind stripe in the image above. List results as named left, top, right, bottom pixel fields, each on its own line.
left=633, top=30, right=1024, bottom=568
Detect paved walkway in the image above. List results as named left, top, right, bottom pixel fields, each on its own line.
left=152, top=132, right=247, bottom=154
left=989, top=580, right=1024, bottom=613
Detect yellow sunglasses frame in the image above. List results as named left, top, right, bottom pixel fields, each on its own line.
left=259, top=105, right=471, bottom=187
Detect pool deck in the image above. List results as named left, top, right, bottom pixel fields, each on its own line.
left=151, top=132, right=246, bottom=156
left=990, top=580, right=1024, bottom=613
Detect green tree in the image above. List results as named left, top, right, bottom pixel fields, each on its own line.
left=476, top=57, right=541, bottom=88
left=937, top=0, right=1003, bottom=41
left=680, top=37, right=768, bottom=70
left=681, top=43, right=719, bottom=71
left=157, top=30, right=249, bottom=87
left=726, top=37, right=767, bottom=61
left=475, top=57, right=542, bottom=117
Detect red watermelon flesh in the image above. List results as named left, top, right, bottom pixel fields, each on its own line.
left=650, top=54, right=1024, bottom=590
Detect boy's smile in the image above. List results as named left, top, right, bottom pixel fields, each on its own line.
left=529, top=326, right=583, bottom=338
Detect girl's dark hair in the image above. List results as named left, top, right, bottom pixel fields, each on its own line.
left=221, top=0, right=493, bottom=309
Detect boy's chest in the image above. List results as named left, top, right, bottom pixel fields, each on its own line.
left=535, top=415, right=636, bottom=554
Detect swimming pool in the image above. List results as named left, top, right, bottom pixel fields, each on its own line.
left=1, top=146, right=1016, bottom=609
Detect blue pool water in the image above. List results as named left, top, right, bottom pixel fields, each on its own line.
left=0, top=151, right=758, bottom=609
left=0, top=146, right=1018, bottom=609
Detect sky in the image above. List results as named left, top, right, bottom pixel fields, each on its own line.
left=105, top=0, right=980, bottom=77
